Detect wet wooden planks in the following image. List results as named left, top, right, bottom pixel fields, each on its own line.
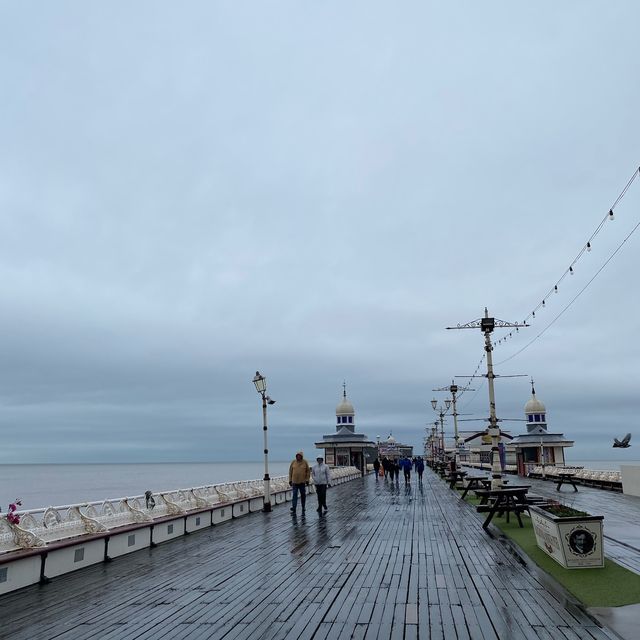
left=0, top=471, right=620, bottom=639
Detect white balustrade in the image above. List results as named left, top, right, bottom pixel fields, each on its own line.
left=1, top=475, right=292, bottom=555
left=0, top=469, right=364, bottom=557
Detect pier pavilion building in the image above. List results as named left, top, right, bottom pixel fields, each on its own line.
left=511, top=381, right=574, bottom=476
left=377, top=433, right=413, bottom=460
left=315, top=384, right=377, bottom=476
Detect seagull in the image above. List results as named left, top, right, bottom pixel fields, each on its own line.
left=613, top=433, right=632, bottom=448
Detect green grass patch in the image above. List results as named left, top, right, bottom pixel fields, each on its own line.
left=459, top=493, right=640, bottom=607
left=490, top=514, right=640, bottom=608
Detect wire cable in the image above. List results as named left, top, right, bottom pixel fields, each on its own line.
left=496, top=218, right=640, bottom=365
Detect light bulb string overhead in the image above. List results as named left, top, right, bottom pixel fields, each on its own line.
left=521, top=165, right=639, bottom=324
left=496, top=217, right=640, bottom=365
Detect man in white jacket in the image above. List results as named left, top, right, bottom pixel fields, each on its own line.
left=311, top=456, right=332, bottom=513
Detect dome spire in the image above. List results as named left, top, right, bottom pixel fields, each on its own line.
left=336, top=381, right=355, bottom=432
left=524, top=378, right=547, bottom=432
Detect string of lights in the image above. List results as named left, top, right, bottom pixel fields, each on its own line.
left=490, top=164, right=639, bottom=352
left=457, top=353, right=486, bottom=410
left=460, top=375, right=486, bottom=411
left=523, top=166, right=639, bottom=324
left=439, top=165, right=639, bottom=427
left=496, top=217, right=640, bottom=365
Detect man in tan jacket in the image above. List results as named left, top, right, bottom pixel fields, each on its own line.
left=289, top=451, right=311, bottom=514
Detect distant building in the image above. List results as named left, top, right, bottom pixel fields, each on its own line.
left=458, top=381, right=574, bottom=473
left=511, top=381, right=574, bottom=475
left=378, top=433, right=413, bottom=459
left=315, top=384, right=377, bottom=476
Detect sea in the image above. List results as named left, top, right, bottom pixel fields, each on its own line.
left=2, top=459, right=640, bottom=513
left=0, top=462, right=292, bottom=512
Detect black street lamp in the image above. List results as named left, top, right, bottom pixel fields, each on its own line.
left=252, top=371, right=275, bottom=512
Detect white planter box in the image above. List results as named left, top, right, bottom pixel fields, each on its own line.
left=529, top=505, right=604, bottom=569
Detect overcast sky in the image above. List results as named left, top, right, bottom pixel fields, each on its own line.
left=1, top=2, right=639, bottom=465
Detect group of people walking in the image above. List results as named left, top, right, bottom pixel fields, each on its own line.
left=373, top=456, right=425, bottom=483
left=287, top=451, right=426, bottom=519
left=288, top=451, right=332, bottom=514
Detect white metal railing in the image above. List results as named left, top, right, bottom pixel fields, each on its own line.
left=0, top=476, right=283, bottom=554
left=0, top=467, right=362, bottom=555
left=527, top=465, right=621, bottom=484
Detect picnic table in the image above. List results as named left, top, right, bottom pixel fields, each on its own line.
left=460, top=475, right=488, bottom=499
left=447, top=470, right=467, bottom=489
left=556, top=471, right=579, bottom=492
left=475, top=486, right=531, bottom=530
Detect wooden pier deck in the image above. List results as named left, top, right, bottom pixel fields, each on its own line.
left=0, top=470, right=623, bottom=640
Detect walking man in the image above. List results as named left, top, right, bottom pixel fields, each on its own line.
left=289, top=451, right=310, bottom=514
left=401, top=457, right=411, bottom=484
left=311, top=456, right=332, bottom=513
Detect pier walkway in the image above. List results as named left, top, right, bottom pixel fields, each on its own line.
left=0, top=470, right=623, bottom=640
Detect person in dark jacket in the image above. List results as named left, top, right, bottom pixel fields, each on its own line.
left=400, top=457, right=411, bottom=484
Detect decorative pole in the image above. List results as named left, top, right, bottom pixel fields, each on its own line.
left=252, top=371, right=275, bottom=512
left=433, top=381, right=473, bottom=471
left=431, top=399, right=451, bottom=466
left=447, top=309, right=528, bottom=489
left=449, top=380, right=460, bottom=471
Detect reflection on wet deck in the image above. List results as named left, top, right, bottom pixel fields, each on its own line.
left=0, top=470, right=621, bottom=639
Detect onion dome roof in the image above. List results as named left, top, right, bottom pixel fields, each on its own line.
left=524, top=382, right=546, bottom=414
left=336, top=397, right=354, bottom=415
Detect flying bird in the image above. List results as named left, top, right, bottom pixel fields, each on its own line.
left=613, top=433, right=632, bottom=448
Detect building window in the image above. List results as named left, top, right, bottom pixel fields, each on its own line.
left=0, top=568, right=7, bottom=583
left=195, top=517, right=201, bottom=526
left=167, top=524, right=174, bottom=534
left=348, top=416, right=353, bottom=423
left=74, top=548, right=85, bottom=563
left=534, top=414, right=541, bottom=422
left=128, top=534, right=136, bottom=547
left=528, top=415, right=533, bottom=422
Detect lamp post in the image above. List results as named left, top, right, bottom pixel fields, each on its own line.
left=446, top=309, right=528, bottom=489
left=431, top=398, right=451, bottom=464
left=252, top=371, right=275, bottom=513
left=449, top=383, right=461, bottom=470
